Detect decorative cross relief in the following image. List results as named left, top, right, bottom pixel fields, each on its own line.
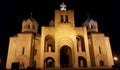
left=60, top=2, right=66, bottom=11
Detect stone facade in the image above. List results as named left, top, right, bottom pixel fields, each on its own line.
left=6, top=3, right=114, bottom=69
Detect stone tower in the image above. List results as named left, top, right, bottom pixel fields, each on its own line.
left=55, top=2, right=75, bottom=27
left=6, top=16, right=41, bottom=69
left=83, top=17, right=114, bottom=67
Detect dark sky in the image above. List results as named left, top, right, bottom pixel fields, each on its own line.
left=0, top=0, right=119, bottom=68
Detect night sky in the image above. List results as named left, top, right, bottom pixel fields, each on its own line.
left=0, top=0, right=119, bottom=68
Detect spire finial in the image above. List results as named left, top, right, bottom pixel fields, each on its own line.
left=60, top=2, right=66, bottom=11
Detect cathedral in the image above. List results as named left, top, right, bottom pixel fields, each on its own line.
left=6, top=3, right=114, bottom=69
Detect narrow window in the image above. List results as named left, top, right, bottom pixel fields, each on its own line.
left=61, top=15, right=64, bottom=23
left=91, top=25, right=94, bottom=29
left=99, top=47, right=101, bottom=54
left=22, top=48, right=25, bottom=55
left=76, top=36, right=85, bottom=52
left=28, top=25, right=30, bottom=29
left=65, top=15, right=68, bottom=23
left=81, top=38, right=85, bottom=52
left=47, top=45, right=52, bottom=52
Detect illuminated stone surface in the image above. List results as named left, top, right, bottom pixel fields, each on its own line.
left=6, top=3, right=114, bottom=69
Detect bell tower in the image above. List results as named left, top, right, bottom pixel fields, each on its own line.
left=55, top=2, right=75, bottom=27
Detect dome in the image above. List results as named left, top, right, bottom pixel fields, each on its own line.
left=24, top=17, right=38, bottom=25
left=22, top=17, right=39, bottom=33
left=83, top=18, right=98, bottom=32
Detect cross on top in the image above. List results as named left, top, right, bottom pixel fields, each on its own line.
left=60, top=2, right=66, bottom=11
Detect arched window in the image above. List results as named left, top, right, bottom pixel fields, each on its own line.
left=22, top=48, right=25, bottom=55
left=76, top=37, right=80, bottom=52
left=91, top=25, right=96, bottom=29
left=99, top=47, right=101, bottom=54
left=45, top=35, right=55, bottom=52
left=47, top=45, right=53, bottom=52
left=91, top=25, right=94, bottom=29
left=76, top=35, right=85, bottom=52
left=65, top=15, right=68, bottom=23
left=28, top=24, right=30, bottom=29
left=61, top=15, right=64, bottom=23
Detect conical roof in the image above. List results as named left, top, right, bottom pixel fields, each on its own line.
left=83, top=18, right=97, bottom=26
left=24, top=17, right=38, bottom=25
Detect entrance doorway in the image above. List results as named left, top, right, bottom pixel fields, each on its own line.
left=44, top=57, right=55, bottom=68
left=60, top=45, right=72, bottom=68
left=78, top=56, right=87, bottom=67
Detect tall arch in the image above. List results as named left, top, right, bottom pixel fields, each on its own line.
left=60, top=45, right=72, bottom=68
left=44, top=57, right=55, bottom=68
left=44, top=35, right=55, bottom=52
left=76, top=35, right=85, bottom=52
left=78, top=56, right=87, bottom=67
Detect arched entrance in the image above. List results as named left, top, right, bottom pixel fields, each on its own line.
left=78, top=56, right=87, bottom=67
left=60, top=45, right=72, bottom=68
left=44, top=57, right=55, bottom=68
